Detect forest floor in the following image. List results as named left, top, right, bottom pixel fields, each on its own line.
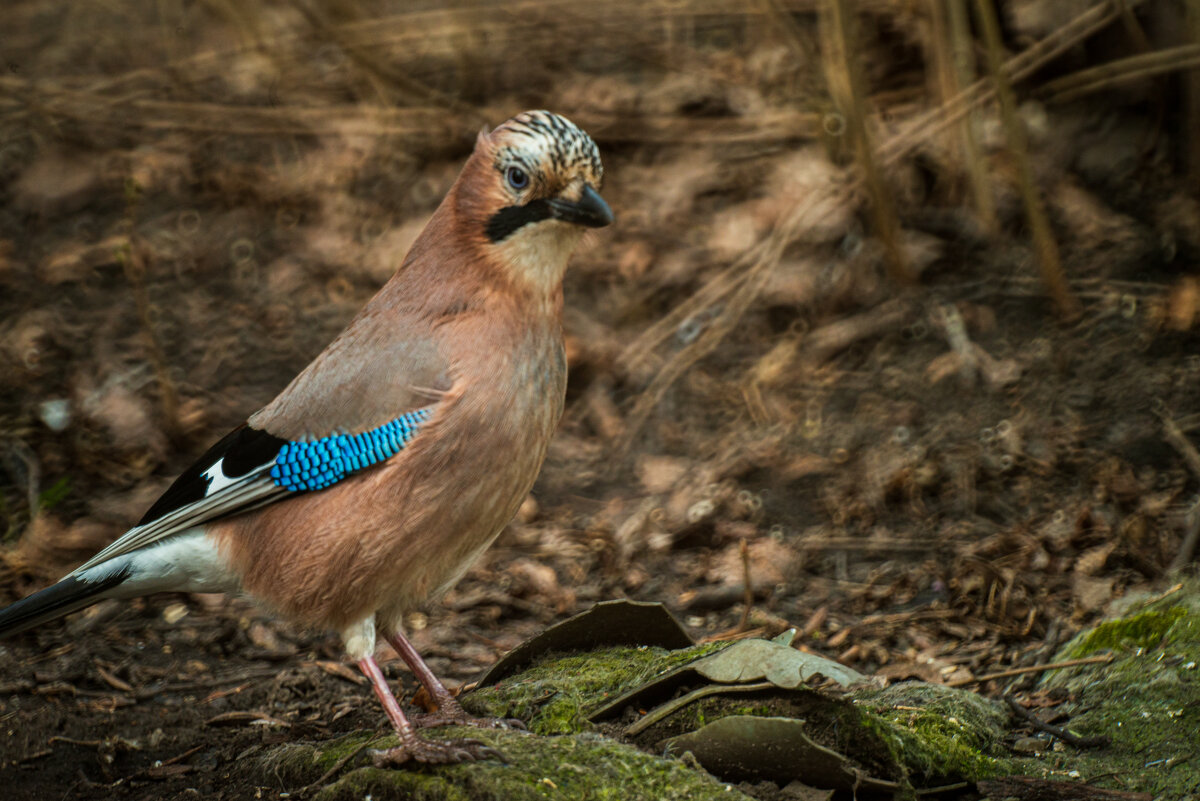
left=2, top=1, right=1199, bottom=799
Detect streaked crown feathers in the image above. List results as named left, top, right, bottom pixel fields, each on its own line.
left=489, top=110, right=603, bottom=192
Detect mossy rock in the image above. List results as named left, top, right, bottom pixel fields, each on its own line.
left=465, top=638, right=1013, bottom=791
left=254, top=726, right=753, bottom=801
left=852, top=681, right=1011, bottom=785
left=1016, top=581, right=1200, bottom=798
left=247, top=640, right=1014, bottom=799
left=244, top=589, right=1200, bottom=799
left=462, top=642, right=729, bottom=735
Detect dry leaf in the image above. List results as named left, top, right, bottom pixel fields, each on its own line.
left=1166, top=277, right=1200, bottom=331
left=708, top=538, right=795, bottom=588
left=13, top=149, right=108, bottom=215
left=1072, top=574, right=1115, bottom=615
left=636, top=455, right=691, bottom=494
left=1074, top=542, right=1116, bottom=577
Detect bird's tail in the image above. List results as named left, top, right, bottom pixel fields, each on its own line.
left=0, top=565, right=130, bottom=639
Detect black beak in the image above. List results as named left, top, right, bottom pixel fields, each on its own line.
left=548, top=184, right=614, bottom=228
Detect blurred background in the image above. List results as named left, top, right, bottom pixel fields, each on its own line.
left=2, top=0, right=1200, bottom=712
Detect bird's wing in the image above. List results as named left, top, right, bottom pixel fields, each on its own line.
left=71, top=302, right=458, bottom=577
left=70, top=407, right=435, bottom=576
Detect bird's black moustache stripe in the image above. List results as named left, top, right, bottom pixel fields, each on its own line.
left=485, top=199, right=552, bottom=242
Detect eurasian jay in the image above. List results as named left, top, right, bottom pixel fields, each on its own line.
left=0, top=110, right=612, bottom=766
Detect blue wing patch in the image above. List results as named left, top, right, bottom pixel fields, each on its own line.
left=270, top=408, right=432, bottom=492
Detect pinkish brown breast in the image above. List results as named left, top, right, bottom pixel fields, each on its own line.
left=209, top=307, right=567, bottom=634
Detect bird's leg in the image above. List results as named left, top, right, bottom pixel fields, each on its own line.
left=357, top=654, right=502, bottom=767
left=382, top=629, right=525, bottom=732
left=382, top=629, right=461, bottom=713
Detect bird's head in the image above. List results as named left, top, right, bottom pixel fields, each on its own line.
left=456, top=110, right=612, bottom=293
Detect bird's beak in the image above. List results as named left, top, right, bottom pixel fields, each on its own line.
left=547, top=184, right=614, bottom=228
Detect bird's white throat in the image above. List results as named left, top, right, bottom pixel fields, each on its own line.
left=492, top=220, right=583, bottom=294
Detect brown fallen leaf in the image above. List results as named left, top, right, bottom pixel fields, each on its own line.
left=1166, top=276, right=1200, bottom=331
left=310, top=660, right=366, bottom=686
left=1073, top=542, right=1116, bottom=577
left=636, top=454, right=691, bottom=495
left=205, top=710, right=291, bottom=727
left=12, top=148, right=108, bottom=215
left=1071, top=574, right=1115, bottom=615
left=708, top=538, right=796, bottom=588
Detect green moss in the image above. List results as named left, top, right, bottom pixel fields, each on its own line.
left=256, top=731, right=380, bottom=786
left=854, top=682, right=1009, bottom=784
left=463, top=643, right=728, bottom=735
left=875, top=707, right=1002, bottom=779
left=260, top=726, right=755, bottom=801
left=1030, top=585, right=1200, bottom=798
left=313, top=731, right=379, bottom=769
left=315, top=767, right=474, bottom=801
left=725, top=703, right=775, bottom=719
left=1067, top=607, right=1187, bottom=657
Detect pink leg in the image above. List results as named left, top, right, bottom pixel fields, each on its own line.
left=359, top=655, right=418, bottom=738
left=382, top=629, right=461, bottom=712
left=356, top=654, right=501, bottom=767
left=382, top=629, right=525, bottom=732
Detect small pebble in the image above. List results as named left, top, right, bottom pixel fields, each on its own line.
left=1012, top=736, right=1043, bottom=754
left=38, top=399, right=71, bottom=431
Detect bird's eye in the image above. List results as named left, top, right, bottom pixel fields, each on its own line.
left=506, top=166, right=529, bottom=191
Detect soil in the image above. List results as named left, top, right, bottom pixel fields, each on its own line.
left=3, top=1, right=1200, bottom=799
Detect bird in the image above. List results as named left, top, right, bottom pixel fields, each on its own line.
left=0, top=110, right=612, bottom=766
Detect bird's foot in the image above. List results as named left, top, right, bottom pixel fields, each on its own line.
left=410, top=696, right=527, bottom=732
left=370, top=735, right=505, bottom=767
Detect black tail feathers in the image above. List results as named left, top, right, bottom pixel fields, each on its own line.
left=0, top=566, right=129, bottom=639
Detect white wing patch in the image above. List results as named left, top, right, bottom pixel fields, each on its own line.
left=202, top=459, right=241, bottom=494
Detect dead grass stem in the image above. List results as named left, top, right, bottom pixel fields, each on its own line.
left=878, top=0, right=1147, bottom=168
left=1185, top=1, right=1200, bottom=179
left=974, top=0, right=1079, bottom=321
left=1040, top=44, right=1200, bottom=104
left=943, top=0, right=997, bottom=234
left=820, top=0, right=911, bottom=285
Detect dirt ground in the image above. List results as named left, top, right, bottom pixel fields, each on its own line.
left=2, top=1, right=1200, bottom=799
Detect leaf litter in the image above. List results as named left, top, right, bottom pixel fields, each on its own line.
left=3, top=0, right=1200, bottom=799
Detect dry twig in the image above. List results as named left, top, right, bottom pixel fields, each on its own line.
left=1005, top=695, right=1111, bottom=748
left=947, top=654, right=1114, bottom=687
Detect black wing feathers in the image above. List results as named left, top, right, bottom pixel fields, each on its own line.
left=138, top=425, right=287, bottom=526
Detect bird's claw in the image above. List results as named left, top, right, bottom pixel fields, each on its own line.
left=370, top=736, right=506, bottom=767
